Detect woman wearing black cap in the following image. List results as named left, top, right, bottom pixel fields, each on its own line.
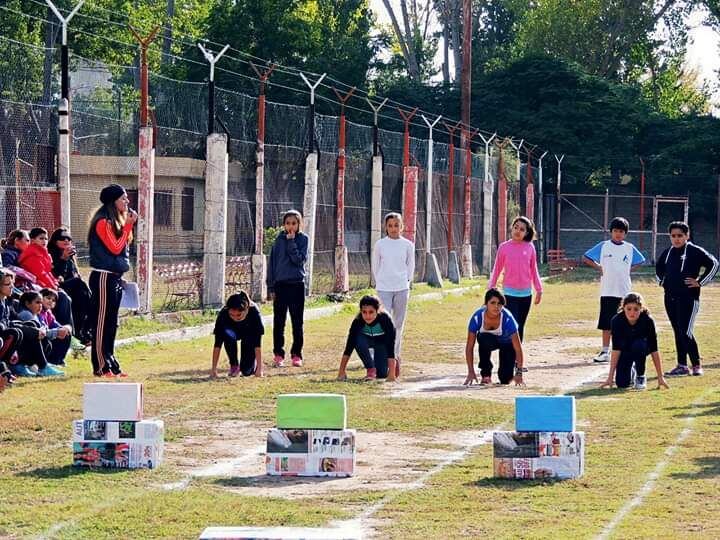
left=87, top=184, right=138, bottom=377
left=49, top=226, right=93, bottom=344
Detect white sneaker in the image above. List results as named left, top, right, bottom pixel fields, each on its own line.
left=634, top=375, right=647, bottom=390
left=593, top=351, right=610, bottom=363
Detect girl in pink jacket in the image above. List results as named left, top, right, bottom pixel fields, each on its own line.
left=488, top=216, right=543, bottom=342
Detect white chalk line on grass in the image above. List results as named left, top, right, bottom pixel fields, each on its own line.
left=596, top=388, right=715, bottom=540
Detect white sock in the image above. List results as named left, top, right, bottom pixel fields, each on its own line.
left=601, top=346, right=609, bottom=354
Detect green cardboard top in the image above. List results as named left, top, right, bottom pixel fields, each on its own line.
left=276, top=394, right=347, bottom=429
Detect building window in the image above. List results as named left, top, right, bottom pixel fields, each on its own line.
left=154, top=190, right=172, bottom=227
left=181, top=187, right=194, bottom=231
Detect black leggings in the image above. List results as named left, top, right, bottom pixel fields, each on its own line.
left=477, top=332, right=516, bottom=384
left=0, top=326, right=49, bottom=370
left=218, top=331, right=257, bottom=376
left=89, top=271, right=123, bottom=375
left=272, top=281, right=305, bottom=358
left=61, top=277, right=92, bottom=339
left=353, top=333, right=390, bottom=378
left=615, top=338, right=648, bottom=388
left=664, top=294, right=700, bottom=367
left=505, top=295, right=532, bottom=341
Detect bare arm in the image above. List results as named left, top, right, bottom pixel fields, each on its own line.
left=601, top=350, right=620, bottom=388
left=338, top=354, right=351, bottom=380
left=210, top=346, right=221, bottom=378
left=254, top=346, right=263, bottom=377
left=583, top=256, right=603, bottom=273
left=650, top=351, right=669, bottom=389
left=511, top=333, right=525, bottom=386
left=464, top=331, right=478, bottom=385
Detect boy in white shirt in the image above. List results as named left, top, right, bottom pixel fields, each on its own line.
left=583, top=217, right=645, bottom=363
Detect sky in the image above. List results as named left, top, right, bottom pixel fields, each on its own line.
left=369, top=1, right=720, bottom=112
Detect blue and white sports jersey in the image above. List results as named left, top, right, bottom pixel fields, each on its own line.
left=584, top=240, right=645, bottom=297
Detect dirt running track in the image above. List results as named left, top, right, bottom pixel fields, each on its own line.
left=163, top=335, right=608, bottom=536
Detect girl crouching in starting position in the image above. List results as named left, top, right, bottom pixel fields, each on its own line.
left=601, top=292, right=669, bottom=390
left=465, top=288, right=524, bottom=386
left=337, top=295, right=397, bottom=381
left=210, top=291, right=264, bottom=378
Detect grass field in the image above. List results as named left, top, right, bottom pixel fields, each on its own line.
left=1, top=275, right=718, bottom=539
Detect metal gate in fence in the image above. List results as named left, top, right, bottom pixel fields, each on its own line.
left=558, top=191, right=689, bottom=262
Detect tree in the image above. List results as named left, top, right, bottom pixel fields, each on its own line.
left=380, top=0, right=437, bottom=82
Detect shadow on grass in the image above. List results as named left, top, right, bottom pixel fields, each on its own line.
left=17, top=464, right=128, bottom=479
left=214, top=474, right=344, bottom=489
left=669, top=456, right=720, bottom=479
left=467, top=476, right=571, bottom=489
left=666, top=401, right=720, bottom=419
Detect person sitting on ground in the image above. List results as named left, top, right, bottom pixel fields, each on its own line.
left=48, top=227, right=92, bottom=346
left=464, top=288, right=525, bottom=386
left=16, top=227, right=75, bottom=330
left=39, top=288, right=72, bottom=366
left=600, top=292, right=669, bottom=390
left=17, top=290, right=71, bottom=369
left=210, top=291, right=264, bottom=378
left=0, top=270, right=62, bottom=378
left=337, top=295, right=398, bottom=382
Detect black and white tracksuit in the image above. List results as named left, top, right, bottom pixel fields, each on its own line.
left=656, top=242, right=718, bottom=366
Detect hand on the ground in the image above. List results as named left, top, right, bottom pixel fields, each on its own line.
left=209, top=369, right=218, bottom=379
left=337, top=371, right=347, bottom=381
left=254, top=368, right=264, bottom=377
left=534, top=291, right=542, bottom=305
left=657, top=377, right=670, bottom=389
left=684, top=277, right=700, bottom=288
left=514, top=374, right=525, bottom=387
left=464, top=370, right=478, bottom=386
left=600, top=378, right=613, bottom=389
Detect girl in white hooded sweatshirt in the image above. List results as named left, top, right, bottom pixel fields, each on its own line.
left=372, top=212, right=415, bottom=374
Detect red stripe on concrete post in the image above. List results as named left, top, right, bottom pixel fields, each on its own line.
left=402, top=166, right=419, bottom=242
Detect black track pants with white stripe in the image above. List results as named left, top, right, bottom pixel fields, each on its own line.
left=664, top=293, right=701, bottom=367
left=89, top=271, right=123, bottom=375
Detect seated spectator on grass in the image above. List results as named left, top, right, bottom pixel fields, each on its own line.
left=49, top=227, right=92, bottom=344
left=17, top=291, right=71, bottom=369
left=0, top=269, right=62, bottom=378
left=38, top=288, right=72, bottom=366
left=16, top=227, right=74, bottom=330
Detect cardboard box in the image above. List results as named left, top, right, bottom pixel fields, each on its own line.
left=276, top=394, right=347, bottom=430
left=199, top=526, right=361, bottom=539
left=515, top=396, right=575, bottom=432
left=493, top=432, right=540, bottom=458
left=493, top=433, right=585, bottom=479
left=266, top=428, right=355, bottom=477
left=72, top=419, right=164, bottom=443
left=73, top=441, right=162, bottom=469
left=83, top=382, right=143, bottom=421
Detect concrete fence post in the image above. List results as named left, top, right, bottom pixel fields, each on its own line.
left=203, top=133, right=228, bottom=308
left=136, top=125, right=155, bottom=313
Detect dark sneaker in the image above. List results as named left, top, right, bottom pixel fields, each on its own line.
left=665, top=364, right=690, bottom=377
left=364, top=368, right=377, bottom=380
left=691, top=365, right=704, bottom=376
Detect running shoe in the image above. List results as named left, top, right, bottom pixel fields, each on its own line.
left=593, top=351, right=610, bottom=363
left=11, top=364, right=37, bottom=377
left=37, top=365, right=64, bottom=377
left=691, top=365, right=704, bottom=376
left=228, top=365, right=240, bottom=377
left=115, top=372, right=129, bottom=378
left=273, top=354, right=285, bottom=368
left=480, top=376, right=492, bottom=385
left=291, top=355, right=303, bottom=367
left=665, top=364, right=690, bottom=377
left=634, top=375, right=647, bottom=390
